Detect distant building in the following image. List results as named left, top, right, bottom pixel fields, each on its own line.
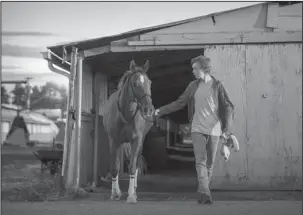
left=1, top=104, right=59, bottom=146
left=33, top=108, right=62, bottom=121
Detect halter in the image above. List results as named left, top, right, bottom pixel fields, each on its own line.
left=117, top=72, right=153, bottom=124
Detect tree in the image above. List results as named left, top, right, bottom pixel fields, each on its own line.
left=30, top=82, right=68, bottom=113
left=1, top=86, right=9, bottom=104
left=58, top=84, right=68, bottom=111
left=30, top=86, right=43, bottom=108
left=11, top=84, right=27, bottom=108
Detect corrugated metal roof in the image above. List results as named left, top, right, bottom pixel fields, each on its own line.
left=47, top=3, right=264, bottom=55
left=33, top=109, right=62, bottom=118
left=1, top=108, right=55, bottom=125
left=1, top=104, right=22, bottom=110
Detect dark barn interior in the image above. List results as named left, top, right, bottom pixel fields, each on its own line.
left=89, top=49, right=204, bottom=125
left=87, top=49, right=205, bottom=175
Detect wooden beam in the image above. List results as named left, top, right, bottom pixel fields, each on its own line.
left=278, top=3, right=302, bottom=17
left=110, top=44, right=207, bottom=52
left=49, top=49, right=71, bottom=66
left=133, top=31, right=302, bottom=45
left=266, top=3, right=279, bottom=28
left=92, top=71, right=100, bottom=187
left=83, top=45, right=111, bottom=58
left=82, top=36, right=139, bottom=58
left=76, top=56, right=83, bottom=188
left=64, top=46, right=78, bottom=189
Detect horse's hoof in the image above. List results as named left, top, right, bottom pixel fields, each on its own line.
left=110, top=192, right=121, bottom=201
left=126, top=195, right=137, bottom=204
left=110, top=195, right=121, bottom=201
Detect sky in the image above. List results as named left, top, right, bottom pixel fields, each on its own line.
left=2, top=1, right=259, bottom=93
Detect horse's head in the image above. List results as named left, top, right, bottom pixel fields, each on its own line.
left=128, top=60, right=154, bottom=118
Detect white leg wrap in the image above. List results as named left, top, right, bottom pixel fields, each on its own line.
left=128, top=175, right=135, bottom=196
left=112, top=175, right=119, bottom=190
left=111, top=175, right=121, bottom=200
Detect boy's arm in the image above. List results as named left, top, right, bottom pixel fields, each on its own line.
left=158, top=82, right=195, bottom=117
left=218, top=83, right=234, bottom=133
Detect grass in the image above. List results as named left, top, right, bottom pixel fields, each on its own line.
left=2, top=162, right=55, bottom=201
left=1, top=161, right=73, bottom=202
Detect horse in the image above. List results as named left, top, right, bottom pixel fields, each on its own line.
left=103, top=60, right=154, bottom=203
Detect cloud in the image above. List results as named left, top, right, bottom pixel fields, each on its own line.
left=2, top=71, right=55, bottom=78
left=2, top=44, right=44, bottom=59
left=2, top=31, right=59, bottom=37
left=2, top=65, right=22, bottom=70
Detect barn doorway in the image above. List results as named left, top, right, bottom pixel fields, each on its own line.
left=91, top=49, right=206, bottom=181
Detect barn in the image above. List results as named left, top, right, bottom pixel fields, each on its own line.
left=43, top=2, right=302, bottom=191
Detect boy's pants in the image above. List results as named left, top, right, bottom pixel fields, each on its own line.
left=191, top=132, right=220, bottom=195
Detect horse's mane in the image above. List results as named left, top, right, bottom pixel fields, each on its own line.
left=117, top=70, right=133, bottom=90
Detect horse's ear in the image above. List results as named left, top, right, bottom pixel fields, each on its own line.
left=130, top=60, right=136, bottom=71
left=143, top=60, right=149, bottom=73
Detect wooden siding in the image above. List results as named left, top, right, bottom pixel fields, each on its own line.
left=96, top=115, right=110, bottom=179
left=275, top=3, right=302, bottom=31
left=79, top=113, right=94, bottom=185
left=97, top=73, right=108, bottom=116
left=77, top=61, right=108, bottom=185
left=144, top=4, right=267, bottom=35
left=82, top=61, right=93, bottom=113
left=138, top=3, right=302, bottom=44
left=245, top=44, right=302, bottom=190
left=205, top=44, right=302, bottom=190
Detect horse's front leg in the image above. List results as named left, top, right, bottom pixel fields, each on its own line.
left=126, top=136, right=142, bottom=204
left=109, top=139, right=121, bottom=200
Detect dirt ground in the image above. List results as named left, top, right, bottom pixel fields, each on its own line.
left=1, top=149, right=302, bottom=215
left=1, top=146, right=65, bottom=202
left=1, top=146, right=302, bottom=202
left=2, top=200, right=302, bottom=215
left=2, top=159, right=301, bottom=202
left=1, top=145, right=302, bottom=205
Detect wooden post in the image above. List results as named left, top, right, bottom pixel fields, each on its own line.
left=166, top=120, right=170, bottom=148
left=62, top=46, right=78, bottom=189
left=92, top=72, right=100, bottom=187
left=75, top=56, right=83, bottom=188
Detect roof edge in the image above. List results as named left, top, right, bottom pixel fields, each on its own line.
left=46, top=2, right=264, bottom=50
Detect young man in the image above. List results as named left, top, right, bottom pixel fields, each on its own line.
left=154, top=55, right=235, bottom=204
